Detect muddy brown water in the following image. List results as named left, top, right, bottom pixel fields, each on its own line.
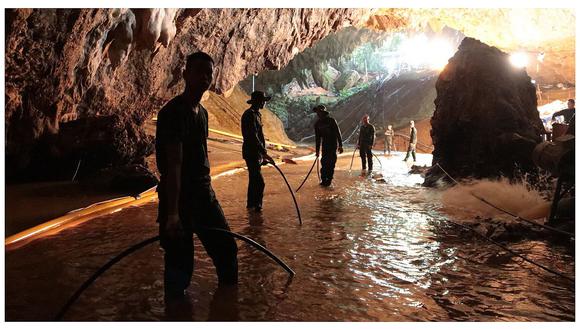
left=5, top=153, right=574, bottom=321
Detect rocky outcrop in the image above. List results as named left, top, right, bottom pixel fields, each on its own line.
left=318, top=71, right=438, bottom=144
left=5, top=8, right=372, bottom=180
left=424, top=38, right=544, bottom=186
left=334, top=70, right=361, bottom=91
left=241, top=27, right=385, bottom=94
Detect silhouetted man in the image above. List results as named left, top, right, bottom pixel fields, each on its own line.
left=314, top=105, right=343, bottom=186
left=357, top=114, right=375, bottom=173
left=552, top=99, right=575, bottom=124
left=403, top=120, right=417, bottom=162
left=241, top=91, right=274, bottom=212
left=384, top=124, right=394, bottom=155
left=156, top=52, right=238, bottom=300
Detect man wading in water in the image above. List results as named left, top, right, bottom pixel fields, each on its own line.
left=357, top=114, right=375, bottom=174
left=156, top=52, right=238, bottom=300
left=314, top=105, right=343, bottom=186
left=384, top=124, right=394, bottom=155
left=241, top=91, right=275, bottom=212
left=403, top=120, right=417, bottom=162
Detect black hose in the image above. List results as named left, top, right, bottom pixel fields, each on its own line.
left=471, top=192, right=574, bottom=238
left=316, top=157, right=320, bottom=182
left=71, top=158, right=82, bottom=182
left=55, top=228, right=295, bottom=320
left=202, top=227, right=296, bottom=276
left=440, top=217, right=575, bottom=284
left=295, top=156, right=318, bottom=192
left=435, top=163, right=574, bottom=238
left=271, top=162, right=302, bottom=225
left=349, top=147, right=358, bottom=172
left=372, top=152, right=383, bottom=169
left=54, top=236, right=159, bottom=320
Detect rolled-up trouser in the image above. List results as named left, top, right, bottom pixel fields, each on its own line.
left=245, top=158, right=265, bottom=208
left=404, top=143, right=416, bottom=161
left=159, top=187, right=239, bottom=295
left=320, top=151, right=337, bottom=184
left=385, top=137, right=393, bottom=154
left=359, top=145, right=373, bottom=170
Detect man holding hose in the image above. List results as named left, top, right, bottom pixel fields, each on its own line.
left=155, top=52, right=238, bottom=300
left=314, top=105, right=343, bottom=186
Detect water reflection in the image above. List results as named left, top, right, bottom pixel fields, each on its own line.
left=4, top=154, right=575, bottom=321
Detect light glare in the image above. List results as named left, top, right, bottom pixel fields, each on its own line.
left=509, top=52, right=529, bottom=68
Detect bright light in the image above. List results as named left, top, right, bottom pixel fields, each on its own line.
left=509, top=52, right=529, bottom=68
left=397, top=34, right=455, bottom=71
left=400, top=34, right=429, bottom=67
left=429, top=39, right=454, bottom=70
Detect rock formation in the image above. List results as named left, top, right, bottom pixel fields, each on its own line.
left=5, top=8, right=372, bottom=181
left=424, top=38, right=545, bottom=186
left=334, top=70, right=361, bottom=91
left=5, top=8, right=573, bottom=182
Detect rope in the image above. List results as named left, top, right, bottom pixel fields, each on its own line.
left=471, top=193, right=574, bottom=238
left=394, top=133, right=434, bottom=151
left=435, top=163, right=574, bottom=237
left=439, top=217, right=574, bottom=284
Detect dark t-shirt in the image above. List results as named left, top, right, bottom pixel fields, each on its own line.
left=155, top=95, right=214, bottom=223
left=358, top=123, right=375, bottom=147
left=315, top=115, right=343, bottom=154
left=552, top=108, right=575, bottom=124
left=241, top=108, right=267, bottom=160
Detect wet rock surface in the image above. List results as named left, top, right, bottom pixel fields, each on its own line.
left=425, top=38, right=544, bottom=186
left=5, top=8, right=372, bottom=180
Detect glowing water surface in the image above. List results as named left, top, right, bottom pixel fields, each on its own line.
left=5, top=153, right=574, bottom=321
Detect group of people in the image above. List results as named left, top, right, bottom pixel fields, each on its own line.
left=154, top=52, right=422, bottom=300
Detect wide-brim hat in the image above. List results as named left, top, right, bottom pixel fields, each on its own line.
left=312, top=105, right=328, bottom=113
left=247, top=91, right=272, bottom=104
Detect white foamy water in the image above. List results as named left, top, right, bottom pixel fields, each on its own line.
left=438, top=178, right=550, bottom=223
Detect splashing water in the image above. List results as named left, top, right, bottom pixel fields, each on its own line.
left=438, top=178, right=550, bottom=222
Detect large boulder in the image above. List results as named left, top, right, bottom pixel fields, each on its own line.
left=424, top=38, right=544, bottom=186
left=311, top=62, right=341, bottom=91
left=334, top=70, right=361, bottom=91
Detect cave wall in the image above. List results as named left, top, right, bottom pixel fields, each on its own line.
left=5, top=8, right=373, bottom=180
left=240, top=26, right=386, bottom=94
left=424, top=38, right=545, bottom=186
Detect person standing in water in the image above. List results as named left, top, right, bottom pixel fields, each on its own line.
left=357, top=114, right=375, bottom=173
left=314, top=105, right=343, bottom=186
left=155, top=52, right=238, bottom=300
left=403, top=120, right=417, bottom=162
left=384, top=124, right=394, bottom=155
left=241, top=91, right=274, bottom=212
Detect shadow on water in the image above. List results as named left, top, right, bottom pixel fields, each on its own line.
left=4, top=152, right=575, bottom=321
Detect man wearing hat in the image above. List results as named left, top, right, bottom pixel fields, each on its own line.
left=241, top=91, right=274, bottom=212
left=314, top=105, right=343, bottom=186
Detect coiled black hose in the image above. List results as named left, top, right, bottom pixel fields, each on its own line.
left=54, top=227, right=295, bottom=320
